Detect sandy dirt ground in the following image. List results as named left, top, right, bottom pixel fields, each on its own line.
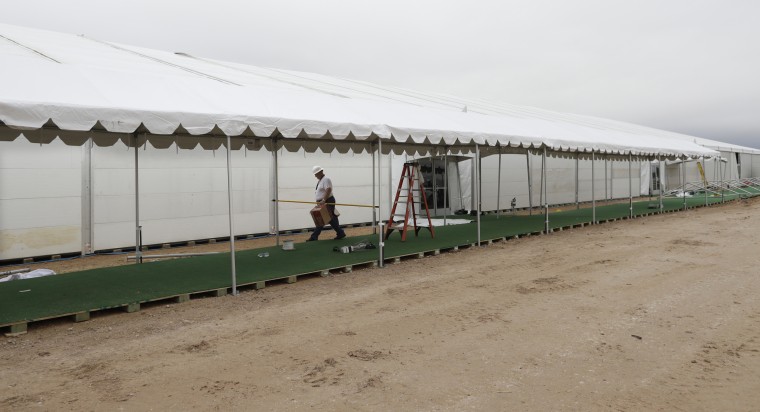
left=2, top=198, right=760, bottom=411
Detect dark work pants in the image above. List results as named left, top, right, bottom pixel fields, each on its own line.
left=309, top=196, right=346, bottom=240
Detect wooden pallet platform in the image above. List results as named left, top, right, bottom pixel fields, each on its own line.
left=3, top=194, right=756, bottom=336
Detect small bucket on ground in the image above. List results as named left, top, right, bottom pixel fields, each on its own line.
left=282, top=240, right=295, bottom=251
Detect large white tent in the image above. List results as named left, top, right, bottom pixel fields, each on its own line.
left=3, top=23, right=751, bottom=270
left=0, top=24, right=717, bottom=158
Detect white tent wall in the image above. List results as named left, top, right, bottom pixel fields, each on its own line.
left=1, top=138, right=752, bottom=262
left=447, top=153, right=656, bottom=213
left=90, top=142, right=270, bottom=252
left=588, top=157, right=605, bottom=203
left=446, top=153, right=655, bottom=213
left=659, top=154, right=750, bottom=192
left=578, top=157, right=595, bottom=203
left=664, top=164, right=680, bottom=190
left=446, top=159, right=465, bottom=212
left=480, top=154, right=531, bottom=210
left=546, top=157, right=583, bottom=206
left=739, top=153, right=753, bottom=178
left=470, top=154, right=647, bottom=212
left=0, top=139, right=82, bottom=260
left=449, top=158, right=467, bottom=212
left=458, top=158, right=473, bottom=211
left=745, top=154, right=754, bottom=177
left=683, top=159, right=702, bottom=183
left=1, top=139, right=397, bottom=261
left=531, top=153, right=595, bottom=209
left=724, top=151, right=740, bottom=181
left=753, top=154, right=760, bottom=177
left=700, top=158, right=717, bottom=183
left=528, top=152, right=542, bottom=209
left=597, top=159, right=641, bottom=199
left=380, top=152, right=410, bottom=218
left=664, top=161, right=705, bottom=190
left=640, top=162, right=650, bottom=195
left=274, top=148, right=387, bottom=232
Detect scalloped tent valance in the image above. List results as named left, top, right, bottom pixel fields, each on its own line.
left=0, top=125, right=703, bottom=161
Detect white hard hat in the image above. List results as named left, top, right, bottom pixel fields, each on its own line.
left=312, top=165, right=324, bottom=175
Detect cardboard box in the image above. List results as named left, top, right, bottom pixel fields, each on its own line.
left=310, top=204, right=332, bottom=227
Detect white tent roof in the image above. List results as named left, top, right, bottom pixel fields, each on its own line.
left=0, top=23, right=720, bottom=158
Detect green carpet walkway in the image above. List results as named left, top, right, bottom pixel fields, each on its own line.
left=2, top=189, right=758, bottom=332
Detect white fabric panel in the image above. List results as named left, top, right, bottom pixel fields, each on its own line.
left=458, top=159, right=473, bottom=211
left=0, top=139, right=82, bottom=259
left=480, top=153, right=531, bottom=210
left=545, top=157, right=578, bottom=205
left=740, top=153, right=753, bottom=178
left=721, top=151, right=738, bottom=181
left=273, top=149, right=382, bottom=232
left=640, top=162, right=650, bottom=195
left=607, top=159, right=636, bottom=199
left=577, top=157, right=594, bottom=204
left=684, top=161, right=703, bottom=184
left=458, top=155, right=651, bottom=210
left=90, top=142, right=271, bottom=251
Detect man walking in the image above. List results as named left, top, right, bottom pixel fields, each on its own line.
left=307, top=166, right=346, bottom=241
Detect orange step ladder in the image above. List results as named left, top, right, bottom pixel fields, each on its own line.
left=385, top=161, right=435, bottom=241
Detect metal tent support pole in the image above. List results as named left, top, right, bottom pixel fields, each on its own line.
left=134, top=134, right=142, bottom=264
left=681, top=159, right=686, bottom=211
left=659, top=155, right=664, bottom=211
left=81, top=138, right=93, bottom=256
left=226, top=135, right=238, bottom=295
left=703, top=156, right=708, bottom=207
left=497, top=145, right=502, bottom=218
left=526, top=151, right=533, bottom=215
left=610, top=157, right=614, bottom=200
left=476, top=144, right=481, bottom=246
left=456, top=159, right=464, bottom=211
left=591, top=152, right=596, bottom=224
left=371, top=142, right=376, bottom=234
left=628, top=153, right=633, bottom=218
left=648, top=158, right=653, bottom=204
left=712, top=156, right=717, bottom=203
left=575, top=154, right=579, bottom=210
left=539, top=152, right=544, bottom=208
left=605, top=157, right=609, bottom=203
left=272, top=138, right=280, bottom=246
left=479, top=147, right=483, bottom=217
left=714, top=156, right=717, bottom=181
left=378, top=138, right=383, bottom=268
left=714, top=156, right=718, bottom=204
left=720, top=155, right=725, bottom=203
left=388, top=151, right=393, bottom=213
left=444, top=148, right=448, bottom=227
left=432, top=147, right=438, bottom=217
left=543, top=147, right=549, bottom=233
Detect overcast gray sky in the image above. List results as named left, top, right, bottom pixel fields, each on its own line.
left=3, top=0, right=758, bottom=148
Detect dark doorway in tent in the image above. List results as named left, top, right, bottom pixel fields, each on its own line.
left=736, top=152, right=741, bottom=178
left=417, top=156, right=449, bottom=216
left=650, top=162, right=661, bottom=195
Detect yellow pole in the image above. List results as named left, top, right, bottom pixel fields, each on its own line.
left=696, top=161, right=708, bottom=186
left=273, top=199, right=379, bottom=208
